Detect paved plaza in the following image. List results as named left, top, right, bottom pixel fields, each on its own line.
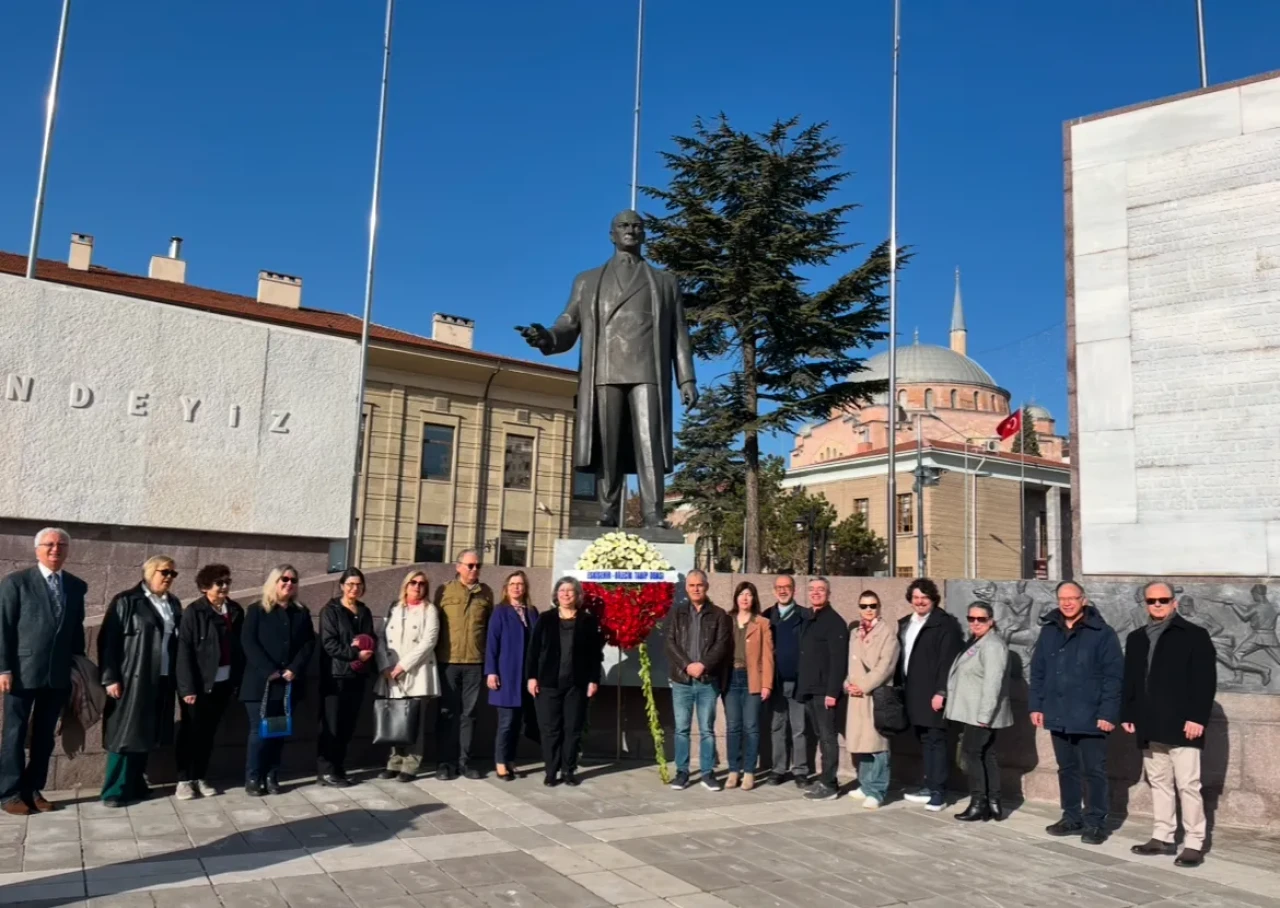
left=1, top=763, right=1278, bottom=908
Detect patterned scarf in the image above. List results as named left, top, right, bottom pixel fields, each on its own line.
left=858, top=616, right=879, bottom=639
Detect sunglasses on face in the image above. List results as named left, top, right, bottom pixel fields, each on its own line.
left=968, top=616, right=991, bottom=624
left=1146, top=597, right=1174, bottom=605
left=858, top=603, right=880, bottom=610
left=158, top=569, right=179, bottom=579
left=407, top=580, right=426, bottom=587
left=280, top=577, right=298, bottom=585
left=460, top=563, right=480, bottom=570
left=213, top=579, right=231, bottom=588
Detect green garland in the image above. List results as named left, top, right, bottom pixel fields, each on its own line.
left=637, top=641, right=669, bottom=784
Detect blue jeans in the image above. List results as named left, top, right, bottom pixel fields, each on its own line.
left=1051, top=731, right=1109, bottom=828
left=722, top=670, right=760, bottom=775
left=244, top=701, right=285, bottom=783
left=855, top=750, right=890, bottom=801
left=672, top=679, right=719, bottom=776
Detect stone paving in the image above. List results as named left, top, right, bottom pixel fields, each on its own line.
left=2, top=763, right=1279, bottom=907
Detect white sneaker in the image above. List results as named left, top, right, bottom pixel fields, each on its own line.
left=175, top=781, right=197, bottom=801
left=863, top=796, right=880, bottom=810
left=848, top=787, right=867, bottom=801
left=194, top=780, right=217, bottom=798
left=903, top=789, right=932, bottom=804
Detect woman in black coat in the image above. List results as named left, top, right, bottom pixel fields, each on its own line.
left=525, top=577, right=603, bottom=787
left=175, top=563, right=244, bottom=799
left=98, top=555, right=183, bottom=808
left=316, top=568, right=375, bottom=787
left=240, top=564, right=315, bottom=796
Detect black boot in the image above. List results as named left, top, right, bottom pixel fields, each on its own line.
left=265, top=771, right=282, bottom=795
left=954, top=798, right=991, bottom=822
left=245, top=777, right=265, bottom=797
left=987, top=797, right=1004, bottom=821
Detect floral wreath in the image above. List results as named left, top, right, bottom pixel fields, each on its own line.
left=577, top=532, right=675, bottom=782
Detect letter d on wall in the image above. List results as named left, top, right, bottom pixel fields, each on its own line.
left=69, top=383, right=94, bottom=408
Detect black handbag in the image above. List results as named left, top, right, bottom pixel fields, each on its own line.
left=373, top=696, right=420, bottom=745
left=872, top=684, right=909, bottom=735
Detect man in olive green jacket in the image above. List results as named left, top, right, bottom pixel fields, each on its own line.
left=433, top=550, right=494, bottom=779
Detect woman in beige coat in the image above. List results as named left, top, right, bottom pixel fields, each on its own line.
left=375, top=570, right=440, bottom=781
left=844, top=591, right=900, bottom=809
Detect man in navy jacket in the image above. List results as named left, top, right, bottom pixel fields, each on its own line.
left=1029, top=580, right=1123, bottom=845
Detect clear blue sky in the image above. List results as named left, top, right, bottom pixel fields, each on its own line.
left=3, top=1, right=1277, bottom=459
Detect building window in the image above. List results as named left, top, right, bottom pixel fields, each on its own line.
left=498, top=530, right=528, bottom=566
left=503, top=434, right=534, bottom=490
left=991, top=394, right=999, bottom=412
left=897, top=389, right=907, bottom=408
left=854, top=498, right=870, bottom=520
left=572, top=471, right=597, bottom=500
left=950, top=389, right=957, bottom=409
left=972, top=391, right=980, bottom=410
left=895, top=566, right=914, bottom=578
left=896, top=493, right=913, bottom=534
left=421, top=424, right=454, bottom=480
left=924, top=389, right=934, bottom=410
left=415, top=524, right=447, bottom=563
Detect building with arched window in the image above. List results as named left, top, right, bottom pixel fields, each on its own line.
left=787, top=270, right=1070, bottom=580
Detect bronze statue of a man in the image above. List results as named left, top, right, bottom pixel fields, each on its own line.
left=519, top=210, right=697, bottom=527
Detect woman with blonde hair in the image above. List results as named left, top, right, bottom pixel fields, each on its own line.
left=240, top=565, right=315, bottom=796
left=485, top=571, right=539, bottom=781
left=376, top=570, right=441, bottom=781
left=98, top=555, right=183, bottom=807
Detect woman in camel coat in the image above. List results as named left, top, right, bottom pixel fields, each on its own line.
left=844, top=590, right=900, bottom=809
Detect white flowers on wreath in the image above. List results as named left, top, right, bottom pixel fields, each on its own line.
left=576, top=531, right=673, bottom=572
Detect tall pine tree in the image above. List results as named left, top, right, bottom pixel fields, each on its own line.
left=647, top=116, right=897, bottom=571
left=1011, top=406, right=1041, bottom=457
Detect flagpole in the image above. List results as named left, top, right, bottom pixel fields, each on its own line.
left=1019, top=409, right=1026, bottom=579
left=885, top=0, right=901, bottom=577
left=26, top=0, right=72, bottom=280
left=1195, top=0, right=1208, bottom=88
left=629, top=0, right=646, bottom=211
left=346, top=0, right=395, bottom=569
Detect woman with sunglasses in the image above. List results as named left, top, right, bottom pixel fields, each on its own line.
left=376, top=570, right=440, bottom=781
left=843, top=591, right=900, bottom=810
left=240, top=565, right=315, bottom=796
left=174, top=564, right=244, bottom=800
left=316, top=568, right=375, bottom=788
left=98, top=556, right=184, bottom=807
left=945, top=600, right=1013, bottom=821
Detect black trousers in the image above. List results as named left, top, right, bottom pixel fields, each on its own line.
left=176, top=680, right=235, bottom=782
left=318, top=678, right=367, bottom=777
left=804, top=698, right=840, bottom=787
left=1051, top=731, right=1109, bottom=828
left=535, top=686, right=587, bottom=778
left=495, top=705, right=523, bottom=767
left=0, top=687, right=69, bottom=804
left=961, top=724, right=1001, bottom=799
left=915, top=725, right=949, bottom=795
left=436, top=664, right=483, bottom=770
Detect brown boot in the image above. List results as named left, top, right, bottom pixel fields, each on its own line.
left=742, top=773, right=755, bottom=791
left=725, top=772, right=740, bottom=789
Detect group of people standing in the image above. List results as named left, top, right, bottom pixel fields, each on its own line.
left=0, top=533, right=1220, bottom=867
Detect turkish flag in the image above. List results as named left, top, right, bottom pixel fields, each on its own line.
left=996, top=409, right=1021, bottom=441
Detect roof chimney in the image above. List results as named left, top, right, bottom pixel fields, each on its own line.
left=68, top=233, right=93, bottom=271
left=432, top=313, right=475, bottom=349
left=257, top=271, right=302, bottom=309
left=149, top=236, right=187, bottom=283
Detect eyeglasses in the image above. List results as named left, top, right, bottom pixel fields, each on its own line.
left=968, top=616, right=992, bottom=624
left=159, top=569, right=179, bottom=579
left=460, top=562, right=480, bottom=570
left=38, top=543, right=68, bottom=550
left=858, top=603, right=880, bottom=610
left=407, top=580, right=426, bottom=587
left=1146, top=597, right=1174, bottom=605
left=213, top=579, right=231, bottom=588
left=280, top=576, right=299, bottom=585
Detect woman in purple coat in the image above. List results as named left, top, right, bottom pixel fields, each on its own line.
left=485, top=571, right=539, bottom=781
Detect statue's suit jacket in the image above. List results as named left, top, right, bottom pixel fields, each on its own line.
left=546, top=259, right=696, bottom=475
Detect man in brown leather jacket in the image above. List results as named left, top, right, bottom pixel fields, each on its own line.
left=664, top=570, right=731, bottom=791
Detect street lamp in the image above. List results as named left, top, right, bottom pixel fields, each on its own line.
left=793, top=501, right=826, bottom=575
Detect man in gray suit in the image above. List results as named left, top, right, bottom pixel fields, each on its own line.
left=520, top=210, right=697, bottom=527
left=0, top=527, right=87, bottom=815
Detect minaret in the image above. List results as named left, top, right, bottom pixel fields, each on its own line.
left=949, top=267, right=967, bottom=356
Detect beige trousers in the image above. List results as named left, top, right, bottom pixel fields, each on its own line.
left=1143, top=743, right=1206, bottom=850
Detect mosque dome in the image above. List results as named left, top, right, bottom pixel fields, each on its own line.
left=1026, top=404, right=1053, bottom=421
left=858, top=340, right=1001, bottom=391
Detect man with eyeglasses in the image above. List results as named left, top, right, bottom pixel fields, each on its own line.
left=1121, top=581, right=1215, bottom=868
left=0, top=528, right=87, bottom=815
left=761, top=574, right=811, bottom=787
left=666, top=570, right=732, bottom=791
left=433, top=550, right=494, bottom=779
left=1029, top=580, right=1123, bottom=845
